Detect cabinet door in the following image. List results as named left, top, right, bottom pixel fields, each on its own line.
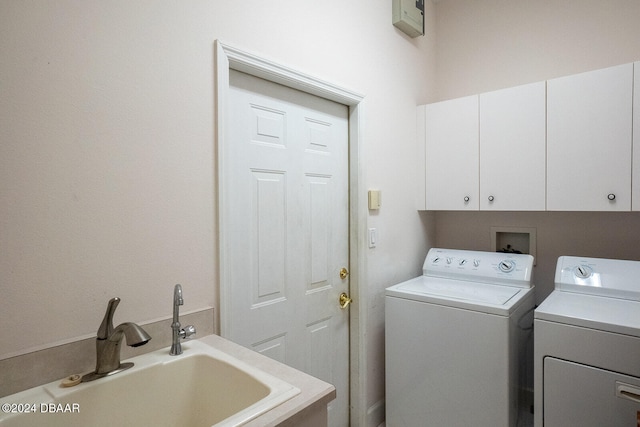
left=633, top=62, right=640, bottom=211
left=547, top=63, right=633, bottom=211
left=424, top=95, right=479, bottom=210
left=479, top=82, right=546, bottom=210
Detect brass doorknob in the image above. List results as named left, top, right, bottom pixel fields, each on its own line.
left=339, top=267, right=349, bottom=279
left=339, top=292, right=352, bottom=309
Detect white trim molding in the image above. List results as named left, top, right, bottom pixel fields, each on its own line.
left=214, top=40, right=368, bottom=427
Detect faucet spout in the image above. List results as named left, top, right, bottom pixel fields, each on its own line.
left=174, top=284, right=184, bottom=306
left=170, top=284, right=196, bottom=355
left=82, top=297, right=151, bottom=382
left=113, top=322, right=151, bottom=347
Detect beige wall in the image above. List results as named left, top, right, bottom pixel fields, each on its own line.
left=435, top=0, right=640, bottom=100
left=0, top=0, right=436, bottom=419
left=432, top=0, right=640, bottom=301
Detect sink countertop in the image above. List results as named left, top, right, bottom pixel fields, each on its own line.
left=197, top=334, right=336, bottom=427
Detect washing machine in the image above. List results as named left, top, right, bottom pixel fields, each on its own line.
left=534, top=256, right=640, bottom=427
left=385, top=248, right=535, bottom=427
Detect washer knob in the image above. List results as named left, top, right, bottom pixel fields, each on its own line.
left=574, top=265, right=593, bottom=279
left=498, top=260, right=515, bottom=272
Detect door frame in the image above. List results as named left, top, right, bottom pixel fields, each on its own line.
left=214, top=40, right=369, bottom=426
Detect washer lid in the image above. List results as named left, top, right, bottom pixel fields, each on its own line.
left=396, top=277, right=521, bottom=305
left=385, top=275, right=533, bottom=316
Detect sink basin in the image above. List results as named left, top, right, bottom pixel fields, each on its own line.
left=0, top=339, right=300, bottom=427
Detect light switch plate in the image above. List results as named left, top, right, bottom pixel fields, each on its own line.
left=368, top=228, right=377, bottom=248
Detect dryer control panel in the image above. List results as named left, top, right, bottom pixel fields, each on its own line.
left=423, top=248, right=534, bottom=288
left=555, top=256, right=640, bottom=301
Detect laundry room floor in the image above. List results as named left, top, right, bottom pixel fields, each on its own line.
left=519, top=406, right=534, bottom=427
left=517, top=387, right=534, bottom=427
left=379, top=400, right=534, bottom=427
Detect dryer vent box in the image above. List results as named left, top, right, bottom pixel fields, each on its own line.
left=393, top=0, right=424, bottom=38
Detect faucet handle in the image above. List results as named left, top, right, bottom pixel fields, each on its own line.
left=97, top=297, right=120, bottom=340
left=180, top=325, right=196, bottom=340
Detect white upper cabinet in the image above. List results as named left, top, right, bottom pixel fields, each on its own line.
left=479, top=82, right=546, bottom=210
left=547, top=63, right=634, bottom=211
left=633, top=62, right=640, bottom=211
left=418, top=61, right=637, bottom=212
left=423, top=95, right=479, bottom=210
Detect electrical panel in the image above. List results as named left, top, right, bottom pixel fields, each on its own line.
left=392, top=0, right=424, bottom=38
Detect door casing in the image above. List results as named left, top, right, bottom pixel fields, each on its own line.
left=214, top=40, right=368, bottom=426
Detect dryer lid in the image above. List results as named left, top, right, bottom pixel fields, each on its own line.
left=535, top=290, right=640, bottom=338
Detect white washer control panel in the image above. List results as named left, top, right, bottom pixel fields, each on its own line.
left=423, top=248, right=534, bottom=288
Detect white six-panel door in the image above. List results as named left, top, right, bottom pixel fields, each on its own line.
left=224, top=69, right=350, bottom=426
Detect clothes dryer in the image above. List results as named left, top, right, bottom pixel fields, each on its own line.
left=386, top=248, right=535, bottom=427
left=534, top=256, right=640, bottom=427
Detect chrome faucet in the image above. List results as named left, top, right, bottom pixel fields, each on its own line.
left=170, top=284, right=196, bottom=355
left=82, top=297, right=151, bottom=383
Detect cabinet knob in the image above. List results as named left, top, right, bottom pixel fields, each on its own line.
left=488, top=195, right=495, bottom=202
left=607, top=193, right=616, bottom=201
left=464, top=196, right=470, bottom=202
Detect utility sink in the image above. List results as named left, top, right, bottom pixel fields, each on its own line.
left=0, top=339, right=300, bottom=427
